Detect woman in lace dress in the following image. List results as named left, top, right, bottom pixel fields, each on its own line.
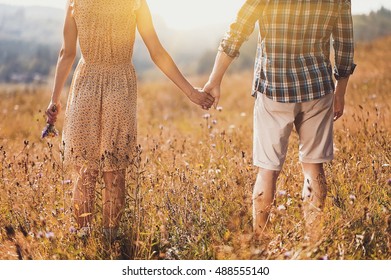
left=45, top=0, right=214, bottom=241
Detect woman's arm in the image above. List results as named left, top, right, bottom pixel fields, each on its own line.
left=136, top=0, right=214, bottom=109
left=46, top=0, right=78, bottom=124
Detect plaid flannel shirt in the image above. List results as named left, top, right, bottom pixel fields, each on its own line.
left=219, top=0, right=356, bottom=103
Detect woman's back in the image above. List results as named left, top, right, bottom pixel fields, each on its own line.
left=71, top=0, right=140, bottom=65
left=64, top=0, right=142, bottom=172
left=45, top=0, right=214, bottom=240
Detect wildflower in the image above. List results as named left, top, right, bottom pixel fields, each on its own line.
left=284, top=251, right=293, bottom=259
left=61, top=179, right=72, bottom=185
left=203, top=113, right=211, bottom=119
left=278, top=190, right=287, bottom=197
left=45, top=232, right=55, bottom=240
left=69, top=226, right=77, bottom=234
left=216, top=106, right=223, bottom=112
left=211, top=144, right=216, bottom=149
left=277, top=204, right=287, bottom=211
left=41, top=105, right=59, bottom=139
left=41, top=123, right=59, bottom=139
left=251, top=248, right=263, bottom=256
left=77, top=227, right=90, bottom=239
left=349, top=194, right=356, bottom=204
left=212, top=119, right=218, bottom=125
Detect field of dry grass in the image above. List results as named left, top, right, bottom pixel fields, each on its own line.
left=0, top=36, right=390, bottom=260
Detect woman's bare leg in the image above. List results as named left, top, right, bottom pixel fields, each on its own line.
left=73, top=166, right=98, bottom=229
left=102, top=169, right=126, bottom=241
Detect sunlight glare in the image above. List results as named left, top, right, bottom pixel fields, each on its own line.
left=147, top=0, right=243, bottom=30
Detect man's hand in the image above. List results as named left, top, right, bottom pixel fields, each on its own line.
left=333, top=93, right=345, bottom=121
left=203, top=81, right=221, bottom=109
left=333, top=77, right=349, bottom=121
left=188, top=88, right=215, bottom=110
left=202, top=51, right=234, bottom=109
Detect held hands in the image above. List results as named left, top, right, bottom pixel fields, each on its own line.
left=188, top=87, right=215, bottom=110
left=203, top=81, right=220, bottom=109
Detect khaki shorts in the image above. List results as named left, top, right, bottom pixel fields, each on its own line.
left=253, top=93, right=334, bottom=171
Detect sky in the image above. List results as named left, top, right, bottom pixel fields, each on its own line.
left=0, top=0, right=390, bottom=30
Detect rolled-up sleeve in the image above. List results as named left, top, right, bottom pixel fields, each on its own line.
left=332, top=0, right=356, bottom=80
left=219, top=0, right=263, bottom=58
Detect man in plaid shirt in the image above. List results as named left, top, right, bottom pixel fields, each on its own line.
left=203, top=0, right=355, bottom=241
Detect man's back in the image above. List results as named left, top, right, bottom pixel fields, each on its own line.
left=203, top=0, right=356, bottom=242
left=220, top=0, right=355, bottom=103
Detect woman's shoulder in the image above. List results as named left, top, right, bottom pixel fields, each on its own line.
left=70, top=0, right=142, bottom=13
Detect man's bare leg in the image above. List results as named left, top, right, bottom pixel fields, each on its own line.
left=301, top=162, right=327, bottom=243
left=253, top=168, right=280, bottom=240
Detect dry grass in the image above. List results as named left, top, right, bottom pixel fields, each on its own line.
left=0, top=37, right=390, bottom=260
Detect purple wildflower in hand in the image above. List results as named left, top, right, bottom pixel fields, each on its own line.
left=41, top=105, right=59, bottom=139
left=41, top=123, right=59, bottom=139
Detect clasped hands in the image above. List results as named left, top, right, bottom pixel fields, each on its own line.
left=190, top=81, right=220, bottom=110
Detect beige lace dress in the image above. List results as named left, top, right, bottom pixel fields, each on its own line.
left=63, top=0, right=141, bottom=171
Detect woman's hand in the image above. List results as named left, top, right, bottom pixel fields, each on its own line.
left=188, top=88, right=215, bottom=110
left=45, top=102, right=62, bottom=124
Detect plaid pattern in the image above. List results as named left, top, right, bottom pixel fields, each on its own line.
left=219, top=0, right=356, bottom=103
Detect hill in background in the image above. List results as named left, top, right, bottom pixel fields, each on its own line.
left=0, top=4, right=391, bottom=83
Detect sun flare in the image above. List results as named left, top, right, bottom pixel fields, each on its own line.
left=147, top=0, right=243, bottom=30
